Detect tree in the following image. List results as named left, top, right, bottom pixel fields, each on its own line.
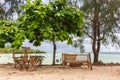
left=69, top=0, right=120, bottom=63
left=0, top=0, right=26, bottom=48
left=12, top=0, right=84, bottom=65
left=0, top=0, right=25, bottom=20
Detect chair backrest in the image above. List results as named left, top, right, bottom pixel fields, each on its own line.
left=22, top=47, right=30, bottom=58
left=62, top=53, right=91, bottom=62
left=63, top=54, right=77, bottom=61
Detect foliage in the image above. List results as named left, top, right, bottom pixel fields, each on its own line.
left=73, top=38, right=84, bottom=53
left=13, top=0, right=83, bottom=44
left=69, top=0, right=120, bottom=63
left=0, top=19, right=17, bottom=48
left=81, top=0, right=120, bottom=44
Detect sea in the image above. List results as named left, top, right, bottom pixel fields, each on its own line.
left=0, top=52, right=120, bottom=64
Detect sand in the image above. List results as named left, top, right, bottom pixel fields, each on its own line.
left=0, top=65, right=120, bottom=80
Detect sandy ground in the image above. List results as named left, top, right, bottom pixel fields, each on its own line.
left=0, top=65, right=120, bottom=80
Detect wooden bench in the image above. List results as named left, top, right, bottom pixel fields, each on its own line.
left=62, top=53, right=92, bottom=70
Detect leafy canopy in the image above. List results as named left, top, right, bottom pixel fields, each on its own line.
left=0, top=19, right=17, bottom=48
left=12, top=0, right=84, bottom=48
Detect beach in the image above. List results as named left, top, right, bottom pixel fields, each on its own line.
left=0, top=53, right=120, bottom=80
left=0, top=64, right=120, bottom=80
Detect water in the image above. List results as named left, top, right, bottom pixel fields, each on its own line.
left=0, top=52, right=120, bottom=64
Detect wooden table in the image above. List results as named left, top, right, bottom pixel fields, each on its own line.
left=13, top=55, right=45, bottom=71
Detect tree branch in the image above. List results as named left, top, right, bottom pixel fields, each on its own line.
left=0, top=1, right=7, bottom=9
left=84, top=31, right=94, bottom=39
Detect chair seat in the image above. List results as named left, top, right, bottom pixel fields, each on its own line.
left=65, top=60, right=88, bottom=63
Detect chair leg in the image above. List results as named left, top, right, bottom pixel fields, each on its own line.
left=88, top=62, right=89, bottom=68
left=90, top=62, right=92, bottom=70
left=63, top=62, right=65, bottom=68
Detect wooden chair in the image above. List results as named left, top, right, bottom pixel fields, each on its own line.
left=12, top=47, right=30, bottom=70
left=18, top=47, right=30, bottom=70
left=62, top=53, right=92, bottom=70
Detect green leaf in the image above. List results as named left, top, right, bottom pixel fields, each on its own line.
left=43, top=32, right=49, bottom=37
left=0, top=30, right=3, bottom=34
left=67, top=39, right=73, bottom=45
left=55, top=13, right=61, bottom=17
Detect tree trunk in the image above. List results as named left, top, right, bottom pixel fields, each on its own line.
left=92, top=5, right=101, bottom=63
left=93, top=49, right=99, bottom=63
left=93, top=33, right=101, bottom=63
left=52, top=28, right=56, bottom=65
left=92, top=35, right=99, bottom=63
left=92, top=36, right=100, bottom=63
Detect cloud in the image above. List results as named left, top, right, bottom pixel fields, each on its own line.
left=22, top=40, right=79, bottom=53
left=0, top=0, right=5, bottom=3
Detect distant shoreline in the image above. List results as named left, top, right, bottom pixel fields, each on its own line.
left=0, top=47, right=46, bottom=54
